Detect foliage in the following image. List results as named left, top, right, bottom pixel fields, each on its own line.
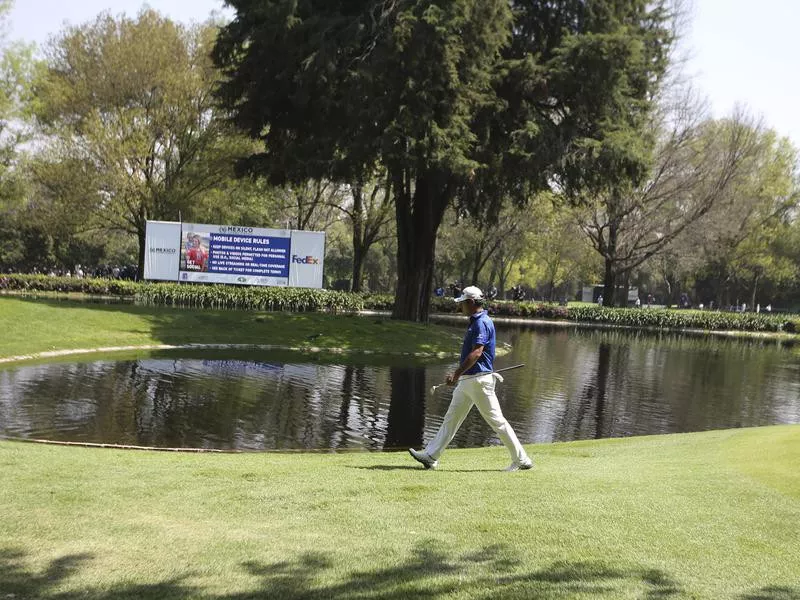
left=214, top=0, right=675, bottom=321
left=0, top=273, right=139, bottom=295
left=361, top=289, right=792, bottom=332
left=5, top=274, right=797, bottom=333
left=574, top=91, right=764, bottom=307
left=32, top=9, right=260, bottom=272
left=564, top=305, right=787, bottom=332
left=687, top=130, right=800, bottom=308
left=136, top=283, right=363, bottom=313
left=0, top=0, right=36, bottom=270
left=0, top=274, right=363, bottom=313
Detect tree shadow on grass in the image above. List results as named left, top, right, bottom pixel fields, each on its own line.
left=0, top=541, right=693, bottom=600
left=351, top=466, right=508, bottom=473
left=739, top=587, right=800, bottom=600
left=0, top=548, right=195, bottom=599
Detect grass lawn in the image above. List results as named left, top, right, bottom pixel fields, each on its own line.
left=0, top=296, right=461, bottom=361
left=1, top=426, right=798, bottom=599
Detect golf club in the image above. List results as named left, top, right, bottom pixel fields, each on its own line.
left=429, top=363, right=525, bottom=395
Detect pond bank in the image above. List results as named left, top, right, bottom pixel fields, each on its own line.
left=416, top=311, right=800, bottom=343
left=0, top=296, right=461, bottom=363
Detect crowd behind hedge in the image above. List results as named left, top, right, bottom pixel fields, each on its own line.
left=3, top=274, right=800, bottom=334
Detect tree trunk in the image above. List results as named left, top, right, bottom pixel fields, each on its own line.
left=602, top=258, right=616, bottom=308
left=620, top=271, right=631, bottom=307
left=488, top=267, right=497, bottom=290
left=750, top=271, right=760, bottom=312
left=471, top=247, right=481, bottom=288
left=137, top=223, right=146, bottom=281
left=384, top=366, right=426, bottom=450
left=392, top=169, right=452, bottom=322
left=601, top=221, right=618, bottom=307
left=352, top=244, right=365, bottom=293
left=351, top=184, right=365, bottom=293
left=594, top=342, right=611, bottom=439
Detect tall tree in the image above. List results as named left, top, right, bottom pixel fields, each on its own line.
left=215, top=0, right=673, bottom=321
left=344, top=174, right=394, bottom=292
left=0, top=0, right=36, bottom=270
left=686, top=131, right=799, bottom=308
left=33, top=10, right=259, bottom=275
left=575, top=106, right=762, bottom=306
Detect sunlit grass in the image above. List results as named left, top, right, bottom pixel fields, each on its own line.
left=0, top=296, right=461, bottom=360
left=0, top=426, right=797, bottom=598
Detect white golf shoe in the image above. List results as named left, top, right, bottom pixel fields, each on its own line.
left=504, top=458, right=533, bottom=472
left=408, top=448, right=438, bottom=470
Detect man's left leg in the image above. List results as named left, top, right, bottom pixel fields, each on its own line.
left=473, top=374, right=531, bottom=468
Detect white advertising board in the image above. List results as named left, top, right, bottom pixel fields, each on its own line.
left=144, top=220, right=325, bottom=289
left=143, top=221, right=181, bottom=281
left=289, top=230, right=326, bottom=289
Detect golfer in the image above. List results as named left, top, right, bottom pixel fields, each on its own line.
left=409, top=286, right=532, bottom=471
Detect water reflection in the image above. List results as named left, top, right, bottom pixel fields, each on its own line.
left=385, top=367, right=426, bottom=451
left=2, top=327, right=800, bottom=450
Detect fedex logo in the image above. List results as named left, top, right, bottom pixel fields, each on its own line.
left=292, top=255, right=320, bottom=265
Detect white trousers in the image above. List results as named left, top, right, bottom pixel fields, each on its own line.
left=424, top=373, right=529, bottom=463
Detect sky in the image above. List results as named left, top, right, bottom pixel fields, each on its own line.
left=6, top=0, right=800, bottom=147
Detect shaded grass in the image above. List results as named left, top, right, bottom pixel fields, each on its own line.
left=0, top=296, right=462, bottom=361
left=1, top=426, right=798, bottom=598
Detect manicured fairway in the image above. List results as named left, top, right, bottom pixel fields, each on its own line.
left=1, top=426, right=798, bottom=599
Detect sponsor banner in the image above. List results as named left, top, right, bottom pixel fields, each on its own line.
left=289, top=230, right=326, bottom=288
left=143, top=221, right=181, bottom=281
left=173, top=222, right=325, bottom=288
left=180, top=223, right=294, bottom=286
left=145, top=220, right=325, bottom=288
left=179, top=272, right=289, bottom=287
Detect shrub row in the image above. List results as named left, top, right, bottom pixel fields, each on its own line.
left=3, top=274, right=798, bottom=332
left=363, top=294, right=794, bottom=332
left=0, top=274, right=140, bottom=296
left=137, top=282, right=363, bottom=312
left=564, top=305, right=789, bottom=332
left=0, top=274, right=363, bottom=313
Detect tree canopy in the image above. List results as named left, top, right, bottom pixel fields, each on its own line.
left=33, top=9, right=259, bottom=274
left=215, top=0, right=675, bottom=321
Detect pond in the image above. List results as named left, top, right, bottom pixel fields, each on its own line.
left=2, top=325, right=799, bottom=450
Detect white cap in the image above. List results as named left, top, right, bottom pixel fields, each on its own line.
left=455, top=285, right=484, bottom=302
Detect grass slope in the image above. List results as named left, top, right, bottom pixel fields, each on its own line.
left=1, top=426, right=798, bottom=599
left=0, top=297, right=460, bottom=360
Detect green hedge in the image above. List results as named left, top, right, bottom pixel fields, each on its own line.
left=1, top=274, right=796, bottom=332
left=0, top=274, right=140, bottom=296
left=0, top=274, right=362, bottom=313
left=136, top=282, right=362, bottom=312
left=364, top=293, right=792, bottom=332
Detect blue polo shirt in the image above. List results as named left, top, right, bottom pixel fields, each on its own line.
left=461, top=310, right=495, bottom=375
